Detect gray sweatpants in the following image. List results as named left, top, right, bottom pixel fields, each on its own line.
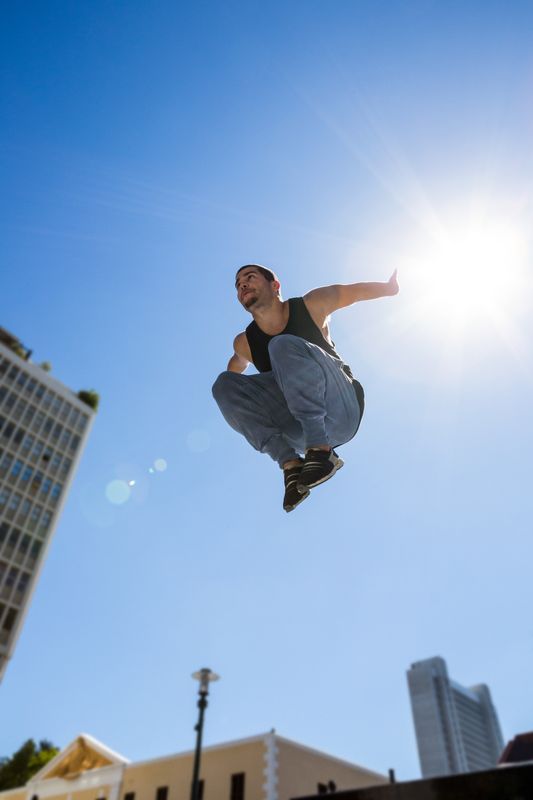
left=212, top=334, right=362, bottom=467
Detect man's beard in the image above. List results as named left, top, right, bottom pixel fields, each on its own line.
left=244, top=294, right=258, bottom=309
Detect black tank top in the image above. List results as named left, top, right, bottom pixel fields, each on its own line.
left=245, top=297, right=364, bottom=424
left=245, top=297, right=354, bottom=378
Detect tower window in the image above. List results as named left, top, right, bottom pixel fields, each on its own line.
left=230, top=773, right=245, bottom=800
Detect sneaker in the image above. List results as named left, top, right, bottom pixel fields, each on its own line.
left=283, top=460, right=310, bottom=512
left=297, top=448, right=344, bottom=492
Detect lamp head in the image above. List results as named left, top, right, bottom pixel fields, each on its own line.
left=192, top=668, right=220, bottom=694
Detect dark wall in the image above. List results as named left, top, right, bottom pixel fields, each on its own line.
left=293, top=764, right=533, bottom=800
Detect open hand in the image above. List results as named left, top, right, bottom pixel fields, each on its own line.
left=387, top=269, right=399, bottom=296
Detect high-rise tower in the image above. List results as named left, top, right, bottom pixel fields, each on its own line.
left=0, top=327, right=95, bottom=682
left=407, top=656, right=504, bottom=777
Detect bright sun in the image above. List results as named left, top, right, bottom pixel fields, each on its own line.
left=407, top=213, right=529, bottom=331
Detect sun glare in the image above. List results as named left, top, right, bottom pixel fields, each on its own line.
left=407, top=215, right=529, bottom=330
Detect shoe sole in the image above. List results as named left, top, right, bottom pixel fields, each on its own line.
left=284, top=488, right=310, bottom=512
left=297, top=458, right=344, bottom=493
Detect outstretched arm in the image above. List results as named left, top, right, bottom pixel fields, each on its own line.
left=305, top=270, right=399, bottom=316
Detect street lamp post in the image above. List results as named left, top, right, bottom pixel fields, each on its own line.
left=190, top=668, right=219, bottom=800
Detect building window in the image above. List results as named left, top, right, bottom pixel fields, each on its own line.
left=2, top=421, right=15, bottom=441
left=11, top=459, right=24, bottom=478
left=21, top=434, right=34, bottom=455
left=16, top=535, right=31, bottom=563
left=17, top=498, right=32, bottom=525
left=230, top=773, right=245, bottom=800
left=197, top=780, right=204, bottom=800
left=30, top=472, right=43, bottom=495
left=3, top=608, right=18, bottom=632
left=124, top=793, right=135, bottom=800
left=20, top=465, right=33, bottom=483
left=12, top=400, right=26, bottom=421
left=0, top=453, right=14, bottom=479
left=3, top=530, right=20, bottom=561
left=24, top=378, right=37, bottom=397
left=34, top=384, right=45, bottom=401
left=6, top=493, right=22, bottom=520
left=0, top=523, right=9, bottom=546
left=38, top=511, right=53, bottom=535
left=0, top=489, right=10, bottom=510
left=23, top=405, right=37, bottom=426
left=3, top=567, right=19, bottom=600
left=27, top=540, right=42, bottom=569
left=59, top=457, right=72, bottom=478
left=31, top=440, right=44, bottom=462
left=12, top=426, right=24, bottom=446
left=155, top=787, right=168, bottom=800
left=42, top=391, right=54, bottom=411
left=6, top=365, right=19, bottom=383
left=28, top=505, right=43, bottom=533
left=78, top=414, right=89, bottom=433
left=31, top=412, right=45, bottom=434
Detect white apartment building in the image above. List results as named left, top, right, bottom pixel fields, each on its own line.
left=0, top=327, right=95, bottom=681
left=407, top=656, right=504, bottom=777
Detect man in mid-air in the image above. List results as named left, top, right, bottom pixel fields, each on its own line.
left=212, top=265, right=399, bottom=512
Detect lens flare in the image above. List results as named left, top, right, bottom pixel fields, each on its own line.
left=105, top=479, right=131, bottom=505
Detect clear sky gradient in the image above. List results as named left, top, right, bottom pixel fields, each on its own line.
left=1, top=0, right=532, bottom=781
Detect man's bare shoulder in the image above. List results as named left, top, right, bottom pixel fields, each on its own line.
left=302, top=287, right=334, bottom=327
left=303, top=285, right=336, bottom=308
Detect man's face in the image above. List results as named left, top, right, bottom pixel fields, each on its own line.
left=235, top=268, right=277, bottom=310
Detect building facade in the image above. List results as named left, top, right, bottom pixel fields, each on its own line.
left=0, top=733, right=387, bottom=800
left=0, top=328, right=95, bottom=682
left=407, top=656, right=504, bottom=777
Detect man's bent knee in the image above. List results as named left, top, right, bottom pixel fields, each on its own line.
left=212, top=371, right=241, bottom=402
left=268, top=334, right=308, bottom=358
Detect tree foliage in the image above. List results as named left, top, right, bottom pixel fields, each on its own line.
left=77, top=389, right=100, bottom=411
left=0, top=740, right=59, bottom=790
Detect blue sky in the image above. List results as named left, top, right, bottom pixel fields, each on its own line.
left=1, top=0, right=532, bottom=782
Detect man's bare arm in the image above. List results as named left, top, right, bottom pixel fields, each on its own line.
left=305, top=270, right=399, bottom=317
left=227, top=333, right=251, bottom=373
